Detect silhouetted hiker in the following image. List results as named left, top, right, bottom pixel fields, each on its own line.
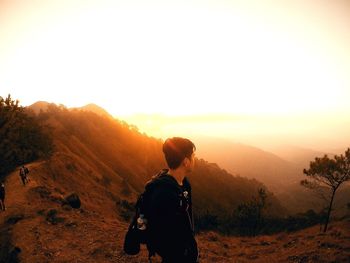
left=24, top=165, right=30, bottom=183
left=124, top=137, right=198, bottom=263
left=0, top=182, right=5, bottom=211
left=19, top=166, right=29, bottom=185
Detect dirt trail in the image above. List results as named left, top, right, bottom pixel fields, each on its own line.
left=0, top=162, right=43, bottom=222
left=1, top=162, right=350, bottom=262
left=0, top=162, right=158, bottom=263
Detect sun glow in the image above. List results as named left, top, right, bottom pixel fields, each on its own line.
left=1, top=0, right=349, bottom=118
left=1, top=0, right=350, bottom=150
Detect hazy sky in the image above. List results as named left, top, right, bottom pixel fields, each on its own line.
left=1, top=0, right=349, bottom=149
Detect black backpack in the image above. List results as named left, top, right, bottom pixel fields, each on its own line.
left=123, top=170, right=169, bottom=260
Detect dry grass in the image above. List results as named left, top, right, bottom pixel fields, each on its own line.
left=1, top=160, right=350, bottom=263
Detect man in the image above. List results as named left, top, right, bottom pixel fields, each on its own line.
left=19, top=166, right=26, bottom=186
left=148, top=137, right=198, bottom=263
left=0, top=182, right=5, bottom=211
left=24, top=166, right=30, bottom=183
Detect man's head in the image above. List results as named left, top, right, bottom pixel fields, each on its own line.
left=162, top=137, right=196, bottom=172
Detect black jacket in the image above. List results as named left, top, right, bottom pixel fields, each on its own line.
left=0, top=185, right=5, bottom=199
left=147, top=170, right=198, bottom=263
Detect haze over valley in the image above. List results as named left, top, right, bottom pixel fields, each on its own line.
left=1, top=0, right=350, bottom=261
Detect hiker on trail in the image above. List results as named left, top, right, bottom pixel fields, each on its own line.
left=0, top=182, right=5, bottom=211
left=146, top=137, right=198, bottom=262
left=19, top=166, right=29, bottom=186
left=24, top=166, right=30, bottom=183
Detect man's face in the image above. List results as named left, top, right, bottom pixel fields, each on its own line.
left=184, top=152, right=195, bottom=173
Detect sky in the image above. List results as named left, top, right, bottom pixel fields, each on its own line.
left=1, top=0, right=350, bottom=150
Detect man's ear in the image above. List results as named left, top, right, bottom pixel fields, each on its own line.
left=183, top=157, right=190, bottom=167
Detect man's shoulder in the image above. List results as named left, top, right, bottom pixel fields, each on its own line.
left=146, top=170, right=178, bottom=188
left=145, top=176, right=180, bottom=205
left=147, top=175, right=179, bottom=194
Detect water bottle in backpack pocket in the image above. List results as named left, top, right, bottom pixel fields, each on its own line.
left=123, top=170, right=172, bottom=259
left=137, top=214, right=147, bottom=230
left=123, top=195, right=149, bottom=255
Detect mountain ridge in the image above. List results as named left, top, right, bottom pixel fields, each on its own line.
left=29, top=101, right=113, bottom=119
left=26, top=102, right=349, bottom=216
left=0, top=99, right=349, bottom=262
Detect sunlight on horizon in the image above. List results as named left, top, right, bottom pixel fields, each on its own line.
left=1, top=0, right=350, bottom=150
left=1, top=0, right=349, bottom=117
left=117, top=112, right=350, bottom=152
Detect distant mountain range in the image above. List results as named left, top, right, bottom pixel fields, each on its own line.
left=268, top=145, right=335, bottom=168
left=27, top=101, right=349, bottom=215
left=74, top=103, right=114, bottom=119
left=26, top=101, right=286, bottom=218
left=29, top=101, right=51, bottom=114
left=195, top=136, right=350, bottom=214
left=195, top=137, right=304, bottom=191
left=30, top=101, right=113, bottom=119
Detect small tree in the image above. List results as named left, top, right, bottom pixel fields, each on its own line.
left=0, top=94, right=53, bottom=178
left=234, top=188, right=267, bottom=236
left=302, top=149, right=350, bottom=232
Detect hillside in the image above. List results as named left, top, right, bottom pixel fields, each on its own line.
left=28, top=101, right=51, bottom=115
left=1, top=166, right=349, bottom=262
left=195, top=137, right=350, bottom=215
left=1, top=101, right=349, bottom=262
left=268, top=145, right=332, bottom=169
left=195, top=137, right=303, bottom=192
left=74, top=103, right=114, bottom=119
left=32, top=104, right=286, bottom=218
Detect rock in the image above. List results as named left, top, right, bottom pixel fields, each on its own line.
left=6, top=214, right=24, bottom=225
left=46, top=209, right=65, bottom=225
left=64, top=193, right=81, bottom=209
